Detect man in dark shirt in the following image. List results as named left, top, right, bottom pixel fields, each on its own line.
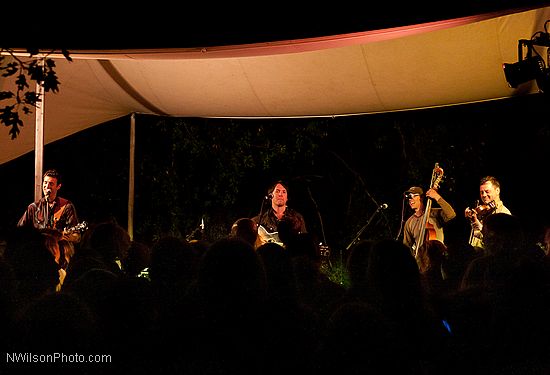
left=18, top=169, right=80, bottom=242
left=252, top=180, right=306, bottom=246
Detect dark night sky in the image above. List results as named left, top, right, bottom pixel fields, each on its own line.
left=12, top=1, right=550, bottom=49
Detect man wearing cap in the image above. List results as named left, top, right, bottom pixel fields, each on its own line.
left=403, top=186, right=456, bottom=255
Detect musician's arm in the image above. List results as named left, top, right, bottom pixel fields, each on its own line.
left=62, top=203, right=81, bottom=243
left=65, top=203, right=80, bottom=227
left=17, top=203, right=36, bottom=228
left=297, top=212, right=307, bottom=234
left=471, top=216, right=483, bottom=232
left=436, top=196, right=456, bottom=222
left=63, top=232, right=81, bottom=243
left=403, top=221, right=414, bottom=248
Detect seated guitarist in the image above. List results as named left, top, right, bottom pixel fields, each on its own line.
left=252, top=180, right=307, bottom=246
left=17, top=169, right=82, bottom=245
left=402, top=186, right=456, bottom=256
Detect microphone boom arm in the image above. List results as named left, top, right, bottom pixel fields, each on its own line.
left=345, top=205, right=384, bottom=251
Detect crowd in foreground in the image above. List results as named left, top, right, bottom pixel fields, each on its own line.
left=1, top=213, right=550, bottom=375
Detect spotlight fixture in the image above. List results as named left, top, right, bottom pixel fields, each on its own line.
left=503, top=53, right=545, bottom=88
left=503, top=20, right=550, bottom=93
left=535, top=68, right=550, bottom=93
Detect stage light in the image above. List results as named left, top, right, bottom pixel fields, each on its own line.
left=503, top=55, right=545, bottom=88
left=536, top=69, right=550, bottom=93
left=503, top=20, right=550, bottom=93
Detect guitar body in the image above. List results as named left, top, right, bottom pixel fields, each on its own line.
left=425, top=222, right=437, bottom=241
left=62, top=221, right=88, bottom=242
left=40, top=221, right=87, bottom=269
left=411, top=220, right=437, bottom=255
left=257, top=225, right=284, bottom=247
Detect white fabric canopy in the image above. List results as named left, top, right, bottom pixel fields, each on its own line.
left=1, top=6, right=548, bottom=165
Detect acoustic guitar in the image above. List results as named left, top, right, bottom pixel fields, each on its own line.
left=62, top=221, right=88, bottom=241
left=63, top=221, right=88, bottom=235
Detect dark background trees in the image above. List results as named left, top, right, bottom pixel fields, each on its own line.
left=1, top=93, right=548, bottom=257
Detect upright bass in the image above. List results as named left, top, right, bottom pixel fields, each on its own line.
left=414, top=163, right=444, bottom=257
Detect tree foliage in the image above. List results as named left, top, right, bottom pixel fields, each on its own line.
left=0, top=48, right=71, bottom=139
left=134, top=116, right=328, bottom=243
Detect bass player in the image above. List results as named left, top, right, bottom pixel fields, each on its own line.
left=402, top=185, right=456, bottom=256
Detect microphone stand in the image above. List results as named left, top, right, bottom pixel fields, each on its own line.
left=256, top=196, right=271, bottom=230
left=305, top=184, right=332, bottom=271
left=395, top=197, right=407, bottom=241
left=306, top=185, right=327, bottom=245
left=185, top=226, right=201, bottom=242
left=185, top=217, right=204, bottom=242
left=345, top=206, right=384, bottom=251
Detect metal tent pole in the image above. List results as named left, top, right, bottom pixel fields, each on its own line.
left=128, top=113, right=136, bottom=240
left=34, top=58, right=45, bottom=202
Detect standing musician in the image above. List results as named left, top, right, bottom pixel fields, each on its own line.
left=465, top=176, right=511, bottom=249
left=17, top=169, right=82, bottom=269
left=252, top=180, right=307, bottom=246
left=403, top=186, right=456, bottom=256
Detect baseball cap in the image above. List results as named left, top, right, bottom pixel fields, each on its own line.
left=405, top=186, right=423, bottom=195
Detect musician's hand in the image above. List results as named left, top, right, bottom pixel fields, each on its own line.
left=472, top=220, right=482, bottom=232
left=426, top=188, right=441, bottom=201
left=56, top=268, right=67, bottom=292
left=62, top=232, right=81, bottom=243
left=470, top=215, right=482, bottom=231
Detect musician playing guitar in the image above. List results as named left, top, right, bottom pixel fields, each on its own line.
left=17, top=169, right=83, bottom=267
left=252, top=180, right=307, bottom=247
left=402, top=181, right=456, bottom=259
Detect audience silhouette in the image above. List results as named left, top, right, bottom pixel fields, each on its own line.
left=2, top=213, right=549, bottom=374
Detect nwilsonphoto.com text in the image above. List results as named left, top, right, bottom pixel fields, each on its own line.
left=5, top=352, right=111, bottom=364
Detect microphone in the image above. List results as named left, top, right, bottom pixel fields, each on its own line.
left=264, top=193, right=273, bottom=200
left=45, top=189, right=52, bottom=197
left=379, top=203, right=388, bottom=210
